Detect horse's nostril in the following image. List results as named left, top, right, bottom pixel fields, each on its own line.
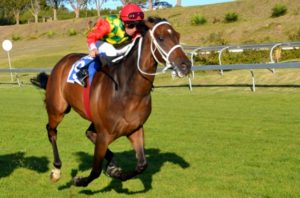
left=181, top=60, right=191, bottom=72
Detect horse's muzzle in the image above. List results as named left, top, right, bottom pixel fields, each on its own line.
left=173, top=59, right=192, bottom=78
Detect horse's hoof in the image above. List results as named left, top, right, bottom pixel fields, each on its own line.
left=73, top=176, right=88, bottom=187
left=50, top=168, right=61, bottom=183
left=105, top=160, right=123, bottom=178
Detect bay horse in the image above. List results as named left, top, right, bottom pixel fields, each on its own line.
left=31, top=17, right=191, bottom=187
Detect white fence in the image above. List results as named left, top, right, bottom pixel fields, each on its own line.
left=184, top=41, right=300, bottom=91
left=1, top=41, right=300, bottom=90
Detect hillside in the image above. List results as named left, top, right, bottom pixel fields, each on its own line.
left=0, top=0, right=300, bottom=68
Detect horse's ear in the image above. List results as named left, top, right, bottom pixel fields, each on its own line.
left=137, top=21, right=149, bottom=36
left=145, top=20, right=154, bottom=29
left=145, top=16, right=158, bottom=29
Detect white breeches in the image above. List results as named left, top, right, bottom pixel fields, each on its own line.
left=95, top=41, right=130, bottom=57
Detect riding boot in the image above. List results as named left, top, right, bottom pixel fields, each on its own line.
left=99, top=54, right=115, bottom=67
left=75, top=66, right=89, bottom=87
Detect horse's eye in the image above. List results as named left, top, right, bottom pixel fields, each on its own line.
left=158, top=36, right=164, bottom=42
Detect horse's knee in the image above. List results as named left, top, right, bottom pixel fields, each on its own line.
left=46, top=124, right=57, bottom=142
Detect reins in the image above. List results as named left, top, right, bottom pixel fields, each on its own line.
left=137, top=21, right=183, bottom=76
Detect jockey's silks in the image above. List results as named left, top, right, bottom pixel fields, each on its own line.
left=87, top=15, right=130, bottom=48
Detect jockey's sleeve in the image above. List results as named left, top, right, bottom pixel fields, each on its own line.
left=87, top=18, right=111, bottom=50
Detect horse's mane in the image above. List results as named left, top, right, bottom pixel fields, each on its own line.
left=138, top=17, right=168, bottom=37
left=147, top=16, right=167, bottom=24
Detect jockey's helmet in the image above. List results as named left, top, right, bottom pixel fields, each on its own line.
left=120, top=3, right=144, bottom=22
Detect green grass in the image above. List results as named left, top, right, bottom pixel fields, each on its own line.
left=0, top=83, right=299, bottom=197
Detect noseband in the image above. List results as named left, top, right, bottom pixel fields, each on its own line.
left=137, top=21, right=183, bottom=76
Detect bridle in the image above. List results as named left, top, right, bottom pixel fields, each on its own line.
left=137, top=21, right=184, bottom=76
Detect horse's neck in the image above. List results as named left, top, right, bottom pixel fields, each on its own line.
left=139, top=35, right=158, bottom=77
left=117, top=35, right=157, bottom=95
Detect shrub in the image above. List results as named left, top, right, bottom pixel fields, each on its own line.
left=29, top=35, right=39, bottom=40
left=271, top=4, right=287, bottom=17
left=12, top=34, right=21, bottom=41
left=47, top=30, right=55, bottom=38
left=206, top=32, right=227, bottom=45
left=68, top=28, right=77, bottom=36
left=224, top=12, right=238, bottom=23
left=193, top=48, right=300, bottom=66
left=191, top=14, right=207, bottom=25
left=194, top=51, right=219, bottom=65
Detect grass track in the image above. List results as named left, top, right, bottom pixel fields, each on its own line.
left=0, top=0, right=299, bottom=195
left=0, top=83, right=299, bottom=197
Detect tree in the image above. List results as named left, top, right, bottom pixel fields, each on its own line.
left=119, top=0, right=148, bottom=5
left=46, top=0, right=65, bottom=20
left=30, top=0, right=40, bottom=23
left=148, top=0, right=152, bottom=10
left=68, top=0, right=89, bottom=18
left=0, top=1, right=11, bottom=24
left=93, top=0, right=108, bottom=17
left=0, top=0, right=29, bottom=25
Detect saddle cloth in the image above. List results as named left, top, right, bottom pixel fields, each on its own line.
left=67, top=55, right=101, bottom=86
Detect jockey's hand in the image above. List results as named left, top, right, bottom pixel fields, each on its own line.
left=89, top=49, right=98, bottom=58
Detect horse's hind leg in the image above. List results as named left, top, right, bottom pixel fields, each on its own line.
left=85, top=123, right=122, bottom=177
left=46, top=114, right=63, bottom=182
left=46, top=109, right=67, bottom=182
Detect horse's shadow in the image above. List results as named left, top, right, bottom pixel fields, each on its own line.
left=0, top=152, right=49, bottom=178
left=59, top=148, right=190, bottom=195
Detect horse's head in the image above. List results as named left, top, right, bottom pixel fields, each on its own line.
left=144, top=17, right=191, bottom=77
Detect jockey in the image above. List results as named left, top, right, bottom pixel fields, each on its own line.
left=75, top=3, right=145, bottom=87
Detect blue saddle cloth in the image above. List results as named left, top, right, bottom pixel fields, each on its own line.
left=67, top=55, right=101, bottom=85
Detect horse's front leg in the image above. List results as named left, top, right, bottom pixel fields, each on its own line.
left=115, top=127, right=147, bottom=181
left=85, top=123, right=122, bottom=176
left=73, top=132, right=109, bottom=187
left=128, top=127, right=148, bottom=174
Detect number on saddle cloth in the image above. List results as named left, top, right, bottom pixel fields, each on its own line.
left=67, top=55, right=101, bottom=85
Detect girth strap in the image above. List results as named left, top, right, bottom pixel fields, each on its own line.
left=83, top=81, right=92, bottom=120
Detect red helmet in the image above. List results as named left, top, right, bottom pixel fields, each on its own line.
left=120, top=3, right=144, bottom=22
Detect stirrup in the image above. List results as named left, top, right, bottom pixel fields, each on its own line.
left=75, top=74, right=88, bottom=87
left=75, top=67, right=89, bottom=87
left=74, top=78, right=87, bottom=87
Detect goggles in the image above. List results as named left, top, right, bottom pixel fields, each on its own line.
left=127, top=12, right=144, bottom=20
left=124, top=21, right=142, bottom=29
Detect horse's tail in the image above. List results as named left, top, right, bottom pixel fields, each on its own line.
left=30, top=72, right=49, bottom=90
